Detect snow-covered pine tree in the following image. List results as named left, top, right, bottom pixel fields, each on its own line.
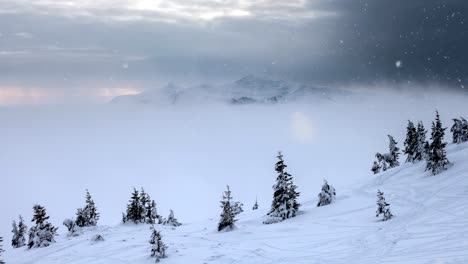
left=415, top=121, right=428, bottom=161
left=218, top=185, right=236, bottom=231
left=387, top=135, right=400, bottom=168
left=149, top=226, right=167, bottom=262
left=75, top=208, right=87, bottom=227
left=146, top=200, right=161, bottom=224
left=451, top=118, right=463, bottom=143
left=376, top=190, right=393, bottom=221
left=139, top=188, right=150, bottom=223
left=28, top=204, right=58, bottom=249
left=461, top=117, right=468, bottom=142
left=163, top=210, right=181, bottom=227
left=426, top=111, right=450, bottom=175
left=11, top=215, right=27, bottom=248
left=83, top=189, right=99, bottom=226
left=371, top=160, right=381, bottom=174
left=317, top=180, right=336, bottom=207
left=0, top=236, right=4, bottom=264
left=264, top=151, right=300, bottom=224
left=252, top=198, right=259, bottom=210
left=126, top=188, right=143, bottom=223
left=404, top=121, right=418, bottom=163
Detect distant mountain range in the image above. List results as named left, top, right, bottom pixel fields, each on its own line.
left=110, top=75, right=350, bottom=105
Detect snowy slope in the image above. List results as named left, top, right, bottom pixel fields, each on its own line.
left=5, top=143, right=468, bottom=264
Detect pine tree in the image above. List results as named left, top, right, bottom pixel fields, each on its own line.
left=264, top=151, right=300, bottom=224
left=218, top=185, right=236, bottom=231
left=426, top=111, right=450, bottom=175
left=317, top=180, right=336, bottom=207
left=12, top=215, right=27, bottom=248
left=75, top=208, right=87, bottom=227
left=371, top=160, right=381, bottom=174
left=139, top=188, right=149, bottom=223
left=252, top=198, right=259, bottom=210
left=83, top=190, right=99, bottom=226
left=387, top=135, right=400, bottom=168
left=403, top=121, right=418, bottom=163
left=126, top=188, right=143, bottom=223
left=147, top=200, right=161, bottom=224
left=452, top=117, right=468, bottom=143
left=0, top=236, right=4, bottom=264
left=163, top=210, right=181, bottom=227
left=149, top=226, right=167, bottom=262
left=28, top=204, right=58, bottom=249
left=415, top=121, right=428, bottom=161
left=451, top=118, right=463, bottom=143
left=376, top=190, right=393, bottom=221
left=461, top=117, right=468, bottom=142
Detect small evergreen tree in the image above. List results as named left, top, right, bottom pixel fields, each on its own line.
left=461, top=117, right=468, bottom=142
left=28, top=205, right=58, bottom=249
left=264, top=152, right=300, bottom=224
left=403, top=121, right=418, bottom=163
left=75, top=208, right=87, bottom=228
left=149, top=226, right=167, bottom=262
left=218, top=185, right=236, bottom=231
left=317, top=180, right=336, bottom=207
left=139, top=188, right=149, bottom=223
left=147, top=200, right=161, bottom=224
left=415, top=121, right=428, bottom=161
left=451, top=118, right=463, bottom=143
left=426, top=111, right=450, bottom=175
left=387, top=135, right=400, bottom=168
left=11, top=215, right=27, bottom=248
left=126, top=188, right=144, bottom=223
left=252, top=198, right=259, bottom=210
left=75, top=190, right=99, bottom=227
left=0, top=236, right=4, bottom=264
left=83, top=190, right=99, bottom=226
left=376, top=190, right=393, bottom=221
left=371, top=160, right=381, bottom=174
left=163, top=210, right=181, bottom=227
left=451, top=117, right=468, bottom=143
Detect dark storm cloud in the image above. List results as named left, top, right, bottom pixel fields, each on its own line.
left=0, top=0, right=467, bottom=94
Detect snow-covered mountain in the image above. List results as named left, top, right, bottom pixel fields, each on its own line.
left=5, top=142, right=468, bottom=264
left=110, top=75, right=349, bottom=105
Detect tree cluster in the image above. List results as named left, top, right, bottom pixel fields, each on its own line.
left=372, top=135, right=400, bottom=174
left=451, top=117, right=468, bottom=144
left=124, top=188, right=162, bottom=224
left=76, top=190, right=100, bottom=228
left=11, top=215, right=27, bottom=248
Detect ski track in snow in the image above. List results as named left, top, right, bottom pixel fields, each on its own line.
left=4, top=144, right=468, bottom=264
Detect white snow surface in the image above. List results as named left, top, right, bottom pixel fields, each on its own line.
left=2, top=88, right=468, bottom=263
left=5, top=143, right=468, bottom=264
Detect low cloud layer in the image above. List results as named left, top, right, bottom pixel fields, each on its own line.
left=0, top=0, right=467, bottom=103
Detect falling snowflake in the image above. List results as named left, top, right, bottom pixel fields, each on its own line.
left=395, top=60, right=403, bottom=68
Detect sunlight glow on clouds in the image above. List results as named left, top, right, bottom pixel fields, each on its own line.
left=0, top=86, right=142, bottom=105
left=3, top=0, right=330, bottom=23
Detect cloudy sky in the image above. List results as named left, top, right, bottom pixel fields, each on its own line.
left=0, top=0, right=467, bottom=104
